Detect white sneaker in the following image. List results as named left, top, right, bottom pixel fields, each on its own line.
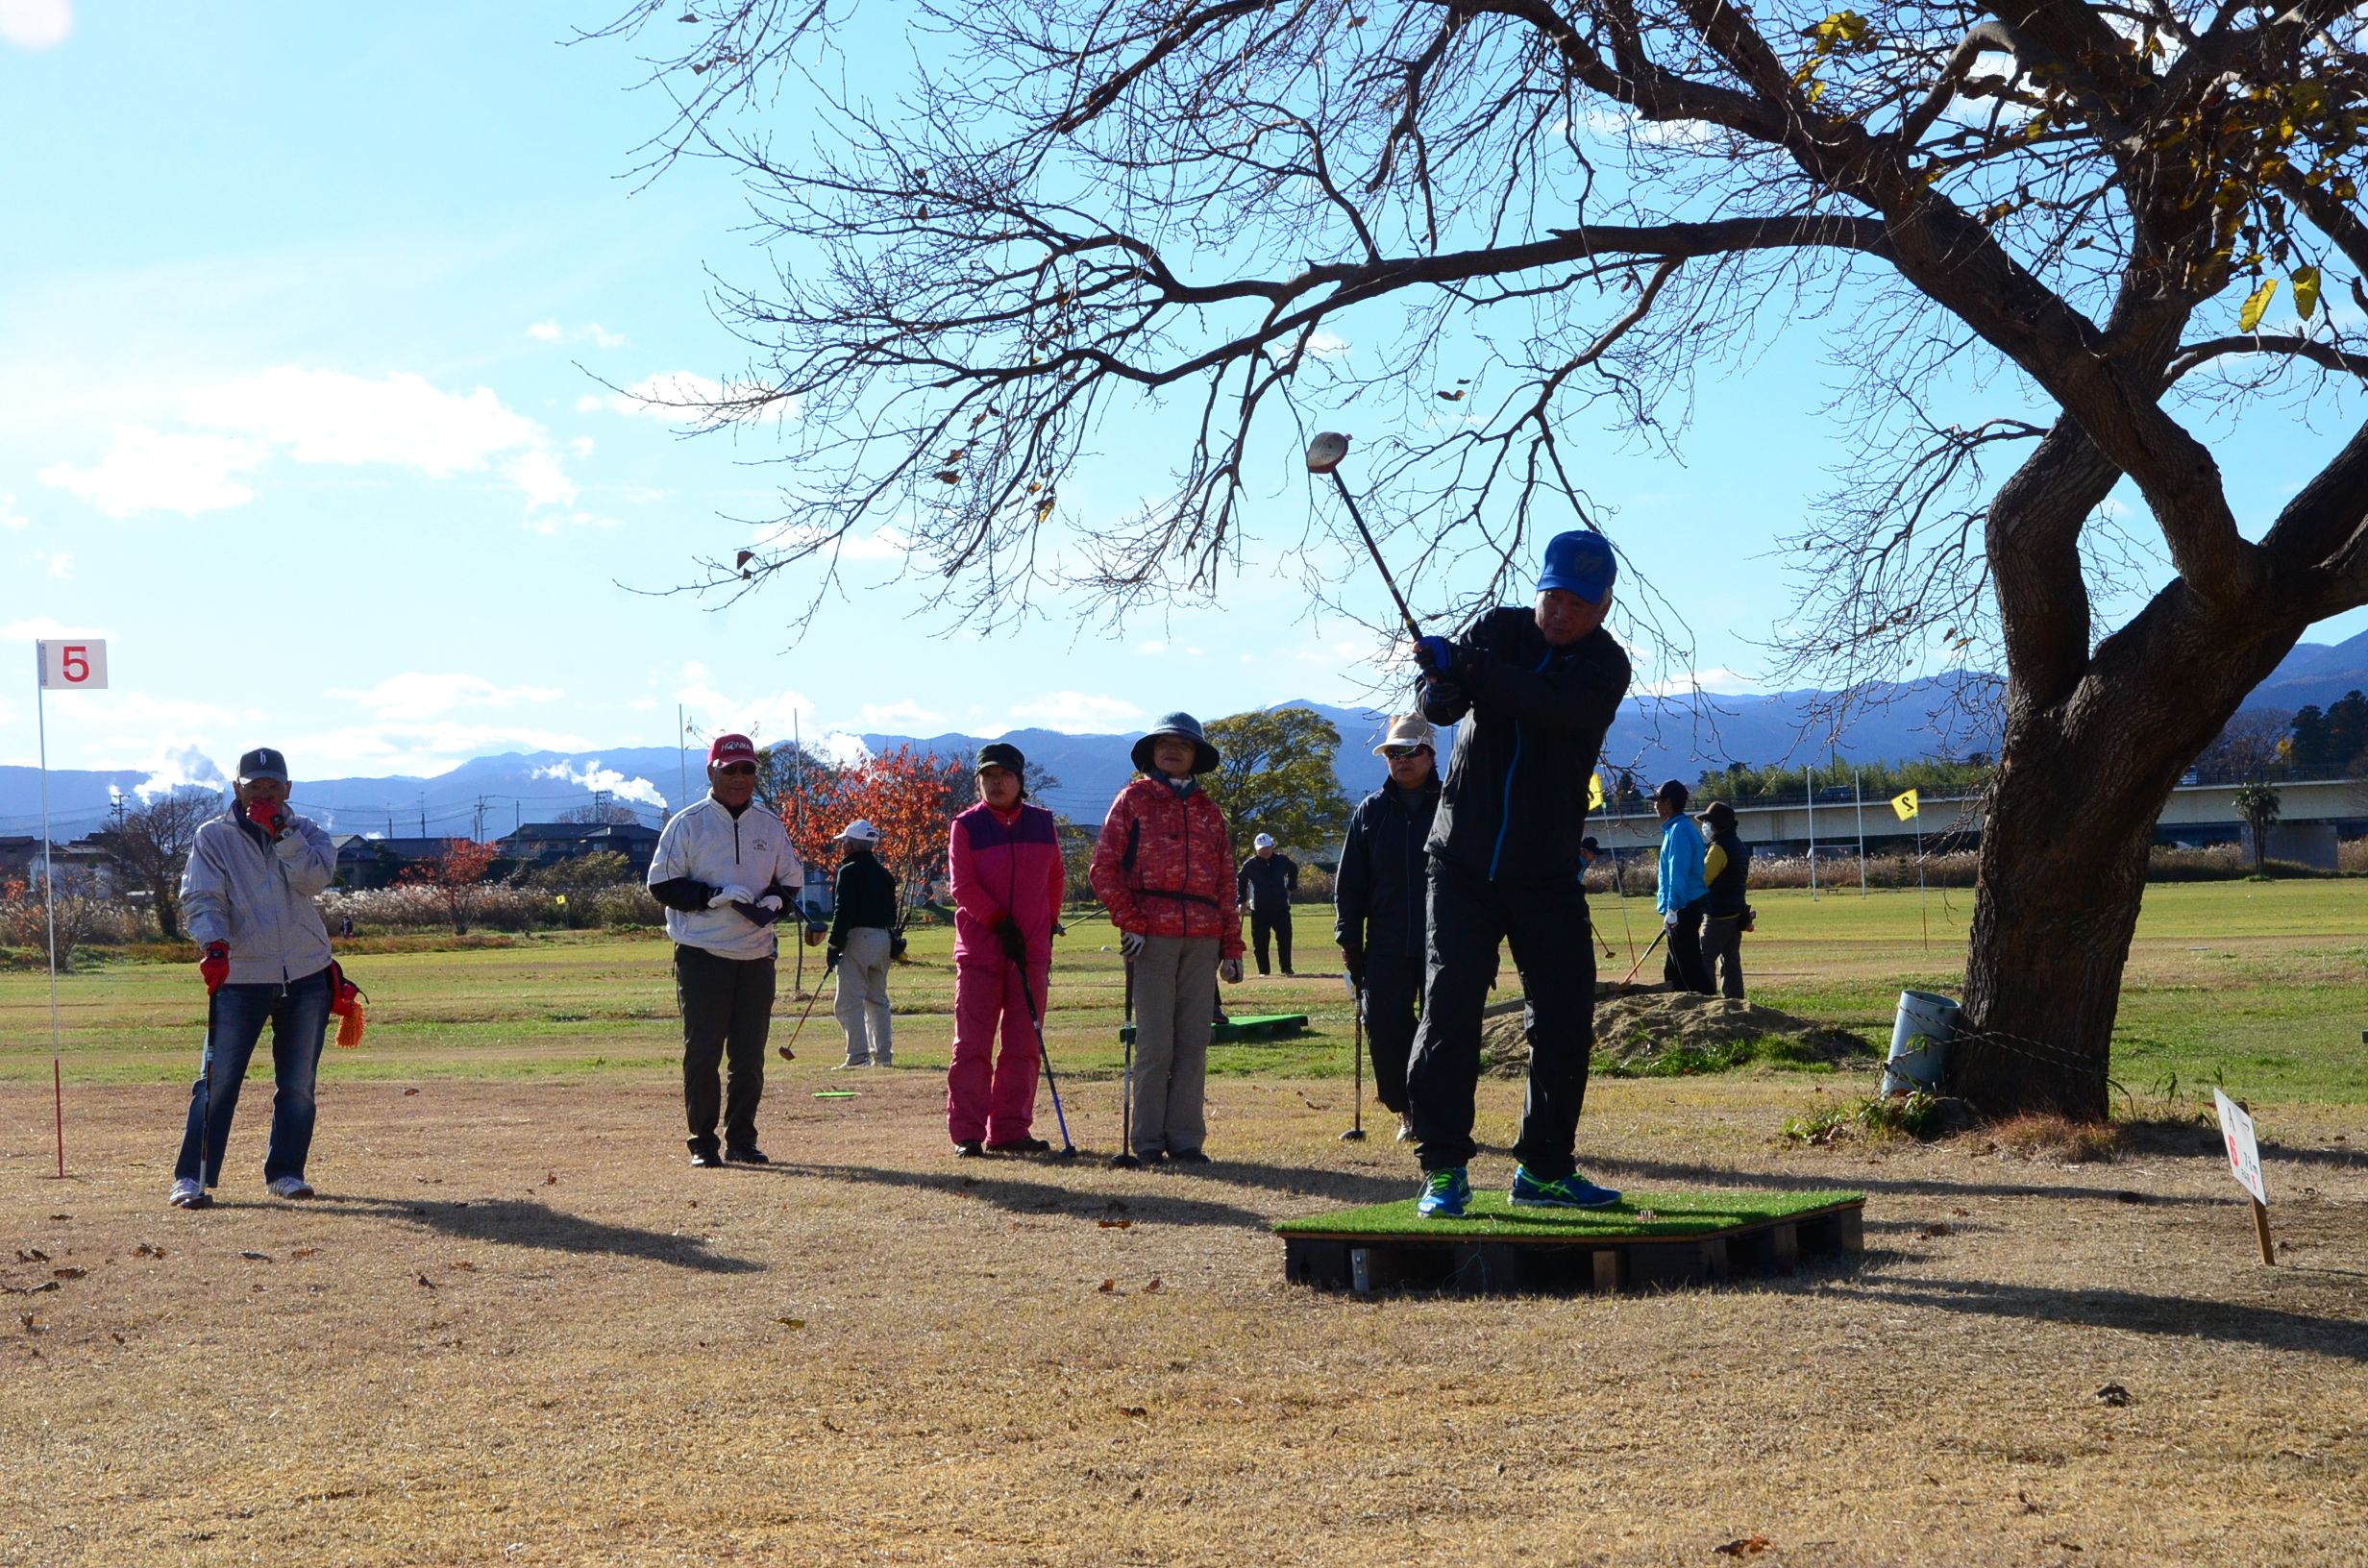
left=266, top=1174, right=315, bottom=1199
left=833, top=1055, right=871, bottom=1070
left=1395, top=1115, right=1416, bottom=1143
left=169, top=1177, right=208, bottom=1209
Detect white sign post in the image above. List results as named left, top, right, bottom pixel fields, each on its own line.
left=35, top=638, right=109, bottom=1179
left=2213, top=1089, right=2275, bottom=1265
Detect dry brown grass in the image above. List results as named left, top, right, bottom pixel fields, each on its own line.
left=6, top=1070, right=2366, bottom=1566
left=1988, top=1115, right=2132, bottom=1165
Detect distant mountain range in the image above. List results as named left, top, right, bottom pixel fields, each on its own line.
left=7, top=628, right=2362, bottom=845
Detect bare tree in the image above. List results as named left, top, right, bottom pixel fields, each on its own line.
left=98, top=789, right=216, bottom=941
left=597, top=0, right=2368, bottom=1118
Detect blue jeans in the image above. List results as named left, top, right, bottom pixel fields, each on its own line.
left=173, top=967, right=333, bottom=1187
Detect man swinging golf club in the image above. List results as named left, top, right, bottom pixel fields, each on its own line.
left=1403, top=529, right=1632, bottom=1217
left=945, top=743, right=1067, bottom=1156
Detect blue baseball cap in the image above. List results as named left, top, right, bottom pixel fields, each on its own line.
left=1538, top=529, right=1616, bottom=604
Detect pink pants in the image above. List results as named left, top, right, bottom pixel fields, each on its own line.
left=946, top=956, right=1048, bottom=1143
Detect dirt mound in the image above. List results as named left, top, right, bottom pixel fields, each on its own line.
left=1481, top=988, right=1876, bottom=1076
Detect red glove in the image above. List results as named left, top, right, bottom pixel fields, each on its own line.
left=199, top=943, right=230, bottom=995
left=244, top=799, right=286, bottom=836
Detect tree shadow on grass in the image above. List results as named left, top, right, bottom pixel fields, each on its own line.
left=318, top=1194, right=762, bottom=1274
left=758, top=1159, right=1286, bottom=1231
left=1845, top=1272, right=2368, bottom=1362
left=1177, top=1157, right=1420, bottom=1209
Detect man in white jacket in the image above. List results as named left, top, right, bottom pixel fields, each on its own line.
left=169, top=747, right=340, bottom=1209
left=646, top=733, right=805, bottom=1166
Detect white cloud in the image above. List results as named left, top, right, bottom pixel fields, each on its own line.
left=284, top=722, right=604, bottom=777
left=569, top=436, right=596, bottom=458
left=1634, top=667, right=1761, bottom=698
left=1007, top=692, right=1144, bottom=733
left=1136, top=639, right=1167, bottom=655
left=40, top=426, right=265, bottom=517
left=504, top=448, right=579, bottom=510
left=674, top=663, right=834, bottom=753
left=532, top=759, right=667, bottom=808
left=0, top=491, right=27, bottom=528
left=855, top=700, right=944, bottom=731
left=1304, top=331, right=1351, bottom=360
left=41, top=550, right=71, bottom=578
left=4, top=615, right=113, bottom=641
left=0, top=0, right=72, bottom=50
left=528, top=320, right=627, bottom=349
left=523, top=510, right=622, bottom=537
left=327, top=673, right=566, bottom=723
left=133, top=744, right=229, bottom=801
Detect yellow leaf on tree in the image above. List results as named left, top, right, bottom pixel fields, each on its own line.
left=2294, top=266, right=2322, bottom=319
left=2238, top=278, right=2278, bottom=332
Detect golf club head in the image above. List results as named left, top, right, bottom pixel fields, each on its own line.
left=1305, top=430, right=1350, bottom=474
left=1107, top=1152, right=1141, bottom=1170
left=777, top=1045, right=796, bottom=1061
left=1054, top=1144, right=1079, bottom=1160
left=1339, top=1128, right=1367, bottom=1141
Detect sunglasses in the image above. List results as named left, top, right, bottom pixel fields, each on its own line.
left=1382, top=745, right=1432, bottom=759
left=715, top=762, right=757, bottom=776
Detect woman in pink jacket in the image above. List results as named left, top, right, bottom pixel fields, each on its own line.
left=946, top=743, right=1067, bottom=1156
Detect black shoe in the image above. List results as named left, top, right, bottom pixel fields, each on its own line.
left=725, top=1146, right=770, bottom=1164
left=953, top=1139, right=985, bottom=1158
left=1168, top=1149, right=1212, bottom=1165
left=689, top=1149, right=725, bottom=1168
left=985, top=1138, right=1052, bottom=1155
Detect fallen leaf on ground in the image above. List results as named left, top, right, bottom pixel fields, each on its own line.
left=1097, top=1219, right=1133, bottom=1230
left=1144, top=1279, right=1162, bottom=1292
left=448, top=1261, right=476, bottom=1271
left=415, top=1274, right=436, bottom=1289
left=1714, top=1536, right=1770, bottom=1557
left=545, top=1173, right=558, bottom=1185
left=290, top=1248, right=318, bottom=1259
left=403, top=1088, right=419, bottom=1096
left=2094, top=1384, right=2132, bottom=1407
left=1098, top=1279, right=1117, bottom=1292
left=1117, top=1405, right=1147, bottom=1417
left=240, top=1251, right=271, bottom=1262
left=776, top=1317, right=805, bottom=1328
left=51, top=1267, right=86, bottom=1281
left=1920, top=1222, right=1953, bottom=1238
left=133, top=1244, right=164, bottom=1259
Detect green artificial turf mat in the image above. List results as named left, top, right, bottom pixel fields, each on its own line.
left=1272, top=1188, right=1862, bottom=1240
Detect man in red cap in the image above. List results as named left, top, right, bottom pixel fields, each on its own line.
left=646, top=733, right=806, bottom=1166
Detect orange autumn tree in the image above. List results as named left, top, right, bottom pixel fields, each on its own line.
left=401, top=839, right=500, bottom=935
left=827, top=746, right=969, bottom=927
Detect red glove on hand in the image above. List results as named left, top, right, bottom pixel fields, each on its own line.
left=244, top=799, right=286, bottom=836
left=199, top=943, right=230, bottom=995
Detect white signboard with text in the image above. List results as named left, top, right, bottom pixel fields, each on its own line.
left=2214, top=1090, right=2266, bottom=1206
left=37, top=639, right=109, bottom=691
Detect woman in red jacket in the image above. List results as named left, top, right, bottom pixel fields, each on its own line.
left=1089, top=713, right=1245, bottom=1164
left=947, top=744, right=1067, bottom=1156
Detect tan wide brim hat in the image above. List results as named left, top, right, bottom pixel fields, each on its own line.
left=1372, top=715, right=1437, bottom=754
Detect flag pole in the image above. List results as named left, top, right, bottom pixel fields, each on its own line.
left=1915, top=820, right=1930, bottom=951
left=1806, top=761, right=1817, bottom=899
left=37, top=659, right=63, bottom=1178
left=1854, top=767, right=1868, bottom=895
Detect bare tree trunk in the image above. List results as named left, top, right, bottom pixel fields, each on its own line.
left=153, top=882, right=182, bottom=942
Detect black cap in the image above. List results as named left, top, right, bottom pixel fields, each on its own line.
left=1580, top=836, right=1600, bottom=853
left=1654, top=778, right=1690, bottom=810
left=237, top=747, right=289, bottom=782
left=975, top=742, right=1026, bottom=775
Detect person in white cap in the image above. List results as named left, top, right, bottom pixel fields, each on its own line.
left=1334, top=715, right=1442, bottom=1139
left=1236, top=832, right=1300, bottom=975
left=826, top=818, right=900, bottom=1067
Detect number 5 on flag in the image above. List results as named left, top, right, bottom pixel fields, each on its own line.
left=1889, top=788, right=1919, bottom=821
left=37, top=640, right=110, bottom=690
left=1589, top=772, right=1605, bottom=811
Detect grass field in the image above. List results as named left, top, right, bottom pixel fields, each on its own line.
left=4, top=879, right=2364, bottom=1564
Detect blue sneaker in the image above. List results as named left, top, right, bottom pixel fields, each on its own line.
left=1509, top=1166, right=1622, bottom=1209
left=1417, top=1167, right=1471, bottom=1219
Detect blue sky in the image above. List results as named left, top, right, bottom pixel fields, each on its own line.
left=5, top=1, right=2363, bottom=795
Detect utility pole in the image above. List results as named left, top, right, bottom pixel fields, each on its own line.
left=473, top=795, right=486, bottom=842
left=419, top=796, right=428, bottom=838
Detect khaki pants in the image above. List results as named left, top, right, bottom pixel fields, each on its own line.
left=1127, top=935, right=1219, bottom=1157
left=834, top=925, right=895, bottom=1065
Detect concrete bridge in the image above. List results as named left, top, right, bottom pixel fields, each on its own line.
left=1584, top=775, right=2367, bottom=856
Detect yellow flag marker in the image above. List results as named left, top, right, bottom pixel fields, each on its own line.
left=1589, top=772, right=1605, bottom=811
left=1890, top=788, right=1920, bottom=821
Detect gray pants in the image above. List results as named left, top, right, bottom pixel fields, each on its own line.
left=1700, top=914, right=1745, bottom=999
left=835, top=925, right=895, bottom=1064
left=1128, top=934, right=1219, bottom=1157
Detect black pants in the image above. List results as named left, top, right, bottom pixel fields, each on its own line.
left=1407, top=855, right=1596, bottom=1179
left=1250, top=906, right=1294, bottom=973
left=675, top=943, right=776, bottom=1154
left=1700, top=914, right=1745, bottom=998
left=1664, top=906, right=1713, bottom=993
left=1360, top=952, right=1422, bottom=1115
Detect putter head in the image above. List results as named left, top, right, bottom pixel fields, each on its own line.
left=1107, top=1152, right=1141, bottom=1170
left=1305, top=430, right=1350, bottom=474
left=777, top=1045, right=796, bottom=1061
left=1054, top=1144, right=1079, bottom=1160
left=1339, top=1128, right=1367, bottom=1141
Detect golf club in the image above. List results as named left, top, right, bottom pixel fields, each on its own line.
left=1340, top=973, right=1367, bottom=1141
left=1012, top=961, right=1079, bottom=1159
left=1305, top=432, right=1422, bottom=645
left=1109, top=951, right=1141, bottom=1169
left=777, top=935, right=829, bottom=1061
left=1619, top=925, right=1667, bottom=988
left=187, top=988, right=218, bottom=1210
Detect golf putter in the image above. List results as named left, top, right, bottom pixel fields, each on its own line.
left=1109, top=951, right=1140, bottom=1169
left=1341, top=973, right=1367, bottom=1141
left=1619, top=926, right=1667, bottom=988
left=188, top=988, right=218, bottom=1209
left=1013, top=963, right=1079, bottom=1159
left=777, top=966, right=827, bottom=1062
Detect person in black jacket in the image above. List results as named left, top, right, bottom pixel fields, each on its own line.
left=1237, top=835, right=1299, bottom=974
left=827, top=820, right=900, bottom=1067
left=1403, top=528, right=1632, bottom=1218
left=1698, top=800, right=1752, bottom=999
left=1334, top=715, right=1442, bottom=1140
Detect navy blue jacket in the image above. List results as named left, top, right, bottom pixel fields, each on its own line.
left=1334, top=777, right=1442, bottom=960
left=1419, top=608, right=1629, bottom=884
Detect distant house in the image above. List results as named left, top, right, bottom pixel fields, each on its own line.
left=497, top=821, right=663, bottom=877
left=335, top=836, right=470, bottom=890
left=0, top=836, right=49, bottom=881
left=0, top=834, right=117, bottom=894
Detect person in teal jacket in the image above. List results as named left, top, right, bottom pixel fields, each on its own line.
left=1653, top=779, right=1713, bottom=993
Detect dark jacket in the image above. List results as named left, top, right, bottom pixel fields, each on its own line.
left=1334, top=777, right=1442, bottom=960
left=1237, top=852, right=1298, bottom=913
left=827, top=850, right=899, bottom=946
left=1705, top=827, right=1752, bottom=919
left=1419, top=608, right=1630, bottom=883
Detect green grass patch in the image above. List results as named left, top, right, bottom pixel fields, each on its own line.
left=1601, top=1032, right=1860, bottom=1079
left=1273, top=1188, right=1863, bottom=1240
left=1781, top=1090, right=1944, bottom=1145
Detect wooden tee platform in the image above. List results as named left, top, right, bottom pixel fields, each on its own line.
left=1274, top=1189, right=1864, bottom=1296
left=1119, top=1013, right=1310, bottom=1045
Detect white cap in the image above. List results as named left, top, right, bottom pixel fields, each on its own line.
left=837, top=819, right=880, bottom=844
left=1254, top=832, right=1276, bottom=849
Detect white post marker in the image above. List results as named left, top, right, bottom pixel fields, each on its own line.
left=35, top=638, right=110, bottom=1179
left=2213, top=1089, right=2275, bottom=1265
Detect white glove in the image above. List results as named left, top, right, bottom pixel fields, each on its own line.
left=1120, top=931, right=1147, bottom=959
left=757, top=894, right=783, bottom=913
left=1220, top=957, right=1244, bottom=985
left=710, top=885, right=757, bottom=909
left=1664, top=912, right=1679, bottom=929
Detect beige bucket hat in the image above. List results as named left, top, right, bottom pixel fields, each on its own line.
left=1371, top=715, right=1437, bottom=755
